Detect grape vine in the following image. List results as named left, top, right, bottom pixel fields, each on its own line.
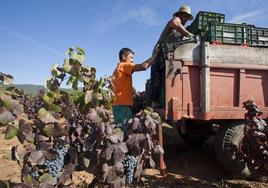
left=0, top=47, right=164, bottom=187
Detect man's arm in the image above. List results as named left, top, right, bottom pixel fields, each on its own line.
left=133, top=45, right=159, bottom=72
left=170, top=17, right=193, bottom=37
left=133, top=54, right=156, bottom=72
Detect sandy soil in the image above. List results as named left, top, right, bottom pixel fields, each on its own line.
left=0, top=125, right=267, bottom=188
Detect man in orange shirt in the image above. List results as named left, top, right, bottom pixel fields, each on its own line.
left=112, top=47, right=158, bottom=132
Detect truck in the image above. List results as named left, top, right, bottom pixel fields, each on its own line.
left=147, top=37, right=268, bottom=178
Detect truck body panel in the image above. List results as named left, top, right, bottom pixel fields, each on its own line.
left=155, top=42, right=268, bottom=121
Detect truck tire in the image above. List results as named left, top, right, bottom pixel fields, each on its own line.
left=179, top=120, right=211, bottom=146
left=215, top=121, right=251, bottom=178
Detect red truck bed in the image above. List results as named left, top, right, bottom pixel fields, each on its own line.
left=151, top=42, right=268, bottom=121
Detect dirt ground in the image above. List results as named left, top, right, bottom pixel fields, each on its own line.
left=0, top=125, right=267, bottom=188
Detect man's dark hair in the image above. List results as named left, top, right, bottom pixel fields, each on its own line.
left=119, top=48, right=134, bottom=61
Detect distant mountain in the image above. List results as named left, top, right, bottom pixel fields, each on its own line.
left=0, top=84, right=72, bottom=95
left=0, top=84, right=45, bottom=95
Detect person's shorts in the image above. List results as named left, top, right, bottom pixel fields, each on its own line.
left=112, top=105, right=133, bottom=132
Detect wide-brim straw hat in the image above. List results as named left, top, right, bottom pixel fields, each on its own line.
left=173, top=5, right=194, bottom=20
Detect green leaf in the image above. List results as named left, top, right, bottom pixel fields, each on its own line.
left=5, top=124, right=19, bottom=139
left=23, top=175, right=33, bottom=184
left=91, top=67, right=96, bottom=74
left=84, top=90, right=93, bottom=104
left=71, top=47, right=86, bottom=64
left=66, top=47, right=74, bottom=57
left=51, top=63, right=61, bottom=77
left=38, top=108, right=58, bottom=124
left=48, top=104, right=62, bottom=112
left=45, top=77, right=59, bottom=92
left=39, top=173, right=57, bottom=185
left=63, top=59, right=72, bottom=73
left=72, top=77, right=78, bottom=90
left=43, top=93, right=54, bottom=104
left=3, top=97, right=13, bottom=109
left=66, top=76, right=76, bottom=85
left=109, top=89, right=116, bottom=103
left=143, top=109, right=151, bottom=115
left=151, top=112, right=161, bottom=122
left=42, top=124, right=54, bottom=137
left=76, top=47, right=85, bottom=55
left=78, top=54, right=85, bottom=64
left=3, top=75, right=13, bottom=85
left=69, top=90, right=83, bottom=103
left=90, top=96, right=99, bottom=108
left=3, top=98, right=24, bottom=115
left=0, top=107, right=15, bottom=124
left=72, top=54, right=82, bottom=65
left=63, top=178, right=73, bottom=186
left=45, top=77, right=53, bottom=90
left=4, top=86, right=24, bottom=96
left=81, top=66, right=94, bottom=84
left=0, top=72, right=13, bottom=85
left=83, top=157, right=90, bottom=168
left=96, top=92, right=103, bottom=100
left=94, top=77, right=104, bottom=92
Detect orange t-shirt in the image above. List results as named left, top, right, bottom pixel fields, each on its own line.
left=112, top=62, right=135, bottom=106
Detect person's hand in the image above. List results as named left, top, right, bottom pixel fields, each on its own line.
left=188, top=33, right=194, bottom=38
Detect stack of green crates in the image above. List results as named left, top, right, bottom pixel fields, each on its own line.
left=247, top=25, right=268, bottom=47
left=188, top=11, right=248, bottom=45
left=187, top=11, right=225, bottom=34
left=203, top=21, right=248, bottom=45
left=186, top=11, right=268, bottom=46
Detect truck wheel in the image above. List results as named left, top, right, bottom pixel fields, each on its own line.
left=215, top=121, right=251, bottom=178
left=179, top=120, right=211, bottom=146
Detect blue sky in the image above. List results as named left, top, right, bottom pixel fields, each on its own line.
left=1, top=0, right=267, bottom=91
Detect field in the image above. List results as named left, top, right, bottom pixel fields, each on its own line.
left=0, top=124, right=267, bottom=188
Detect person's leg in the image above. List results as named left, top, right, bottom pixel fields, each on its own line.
left=112, top=105, right=122, bottom=125
left=150, top=56, right=161, bottom=103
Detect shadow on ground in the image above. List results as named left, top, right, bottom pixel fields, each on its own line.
left=139, top=125, right=268, bottom=188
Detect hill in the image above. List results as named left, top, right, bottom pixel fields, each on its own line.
left=0, top=84, right=45, bottom=95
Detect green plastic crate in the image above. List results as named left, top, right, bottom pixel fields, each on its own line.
left=160, top=37, right=198, bottom=54
left=161, top=41, right=182, bottom=54
left=247, top=25, right=268, bottom=47
left=187, top=11, right=225, bottom=34
left=203, top=21, right=248, bottom=45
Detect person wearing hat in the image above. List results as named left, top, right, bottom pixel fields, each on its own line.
left=150, top=5, right=194, bottom=105
left=156, top=5, right=194, bottom=44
